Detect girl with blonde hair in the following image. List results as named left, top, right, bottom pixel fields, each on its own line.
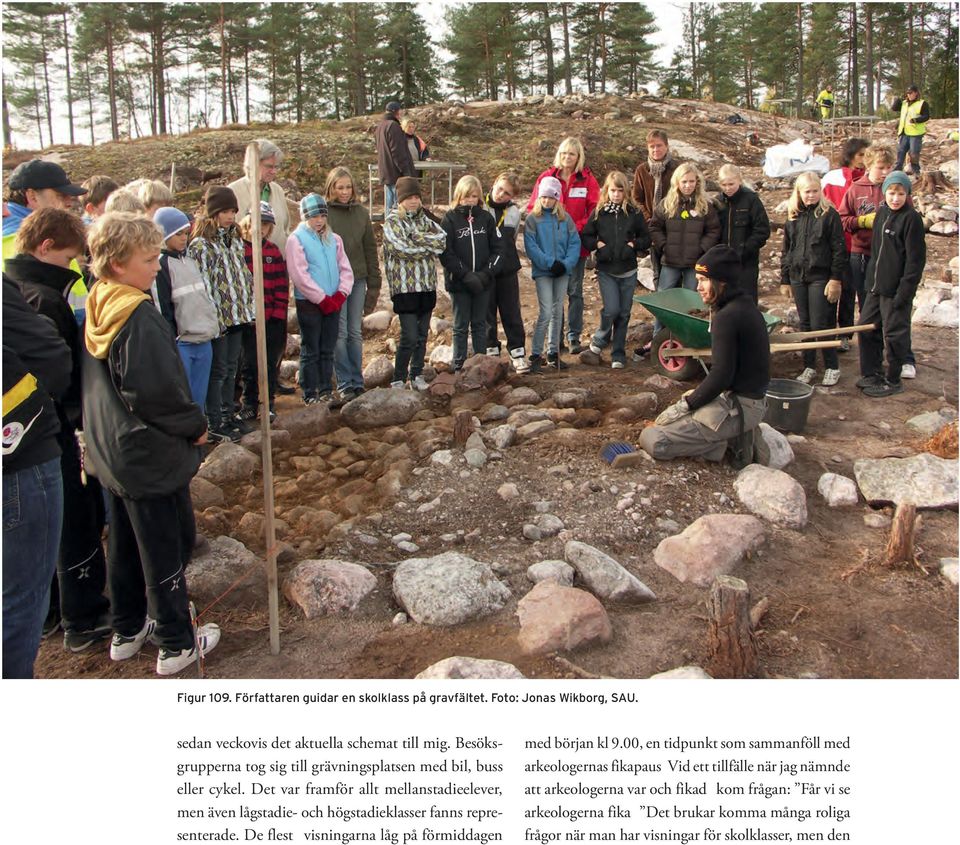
left=779, top=172, right=846, bottom=385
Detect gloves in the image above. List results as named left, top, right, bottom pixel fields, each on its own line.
left=824, top=279, right=842, bottom=304
left=462, top=272, right=485, bottom=294
left=550, top=260, right=567, bottom=277
left=319, top=291, right=346, bottom=315
left=654, top=398, right=690, bottom=427
left=779, top=285, right=793, bottom=299
left=857, top=212, right=876, bottom=230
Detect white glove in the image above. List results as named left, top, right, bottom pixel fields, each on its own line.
left=654, top=398, right=690, bottom=427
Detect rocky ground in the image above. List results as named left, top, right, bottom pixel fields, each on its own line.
left=23, top=92, right=959, bottom=681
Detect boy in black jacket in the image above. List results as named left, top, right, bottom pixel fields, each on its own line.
left=83, top=213, right=220, bottom=675
left=857, top=172, right=926, bottom=398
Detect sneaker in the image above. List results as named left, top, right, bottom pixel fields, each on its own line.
left=412, top=375, right=429, bottom=391
left=63, top=616, right=112, bottom=654
left=546, top=352, right=569, bottom=370
left=209, top=424, right=241, bottom=443
left=229, top=414, right=256, bottom=435
left=485, top=346, right=500, bottom=357
left=632, top=342, right=652, bottom=362
left=863, top=379, right=904, bottom=398
left=568, top=343, right=584, bottom=355
left=110, top=618, right=158, bottom=661
left=156, top=623, right=221, bottom=676
left=238, top=405, right=258, bottom=421
left=839, top=337, right=851, bottom=353
left=589, top=342, right=604, bottom=356
left=528, top=355, right=544, bottom=374
left=821, top=368, right=841, bottom=386
left=510, top=348, right=530, bottom=373
left=901, top=363, right=917, bottom=379
left=41, top=608, right=61, bottom=640
left=611, top=361, right=625, bottom=369
left=276, top=382, right=296, bottom=395
left=327, top=392, right=347, bottom=411
left=796, top=368, right=817, bottom=384
left=390, top=380, right=405, bottom=389
left=856, top=374, right=884, bottom=389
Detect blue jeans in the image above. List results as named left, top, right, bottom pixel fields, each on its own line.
left=296, top=299, right=339, bottom=397
left=654, top=265, right=697, bottom=332
left=385, top=183, right=397, bottom=215
left=895, top=134, right=923, bottom=174
left=177, top=340, right=213, bottom=408
left=592, top=271, right=637, bottom=363
left=3, top=458, right=63, bottom=678
left=450, top=288, right=490, bottom=368
left=334, top=278, right=366, bottom=391
left=566, top=256, right=587, bottom=345
left=533, top=274, right=567, bottom=357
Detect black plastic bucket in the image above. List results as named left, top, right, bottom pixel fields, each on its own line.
left=764, top=378, right=814, bottom=433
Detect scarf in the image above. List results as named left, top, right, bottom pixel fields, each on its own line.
left=602, top=201, right=622, bottom=215
left=648, top=152, right=674, bottom=208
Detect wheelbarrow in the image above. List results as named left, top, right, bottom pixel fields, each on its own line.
left=635, top=288, right=873, bottom=381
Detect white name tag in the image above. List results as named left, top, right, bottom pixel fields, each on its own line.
left=569, top=187, right=588, bottom=198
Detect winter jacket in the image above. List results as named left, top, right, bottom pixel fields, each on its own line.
left=2, top=274, right=71, bottom=474
left=186, top=227, right=255, bottom=332
left=440, top=205, right=501, bottom=294
left=838, top=174, right=900, bottom=256
left=382, top=207, right=447, bottom=307
left=242, top=238, right=289, bottom=322
left=649, top=198, right=721, bottom=269
left=483, top=195, right=522, bottom=277
left=327, top=199, right=382, bottom=313
left=4, top=255, right=84, bottom=431
left=527, top=166, right=600, bottom=257
left=780, top=205, right=846, bottom=285
left=631, top=157, right=680, bottom=222
left=523, top=208, right=581, bottom=280
left=228, top=177, right=291, bottom=257
left=822, top=166, right=864, bottom=251
left=405, top=132, right=430, bottom=163
left=716, top=187, right=771, bottom=263
left=82, top=280, right=206, bottom=499
left=287, top=225, right=354, bottom=306
left=864, top=204, right=926, bottom=302
left=580, top=204, right=652, bottom=275
left=375, top=112, right=416, bottom=185
left=156, top=249, right=220, bottom=343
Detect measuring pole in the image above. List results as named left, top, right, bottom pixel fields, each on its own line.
left=243, top=141, right=280, bottom=656
left=169, top=162, right=177, bottom=194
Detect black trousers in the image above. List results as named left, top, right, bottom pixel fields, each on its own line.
left=395, top=310, right=432, bottom=382
left=839, top=253, right=866, bottom=328
left=57, top=432, right=108, bottom=632
left=240, top=319, right=287, bottom=407
left=106, top=485, right=196, bottom=651
left=485, top=271, right=526, bottom=352
left=858, top=292, right=912, bottom=383
left=791, top=279, right=839, bottom=370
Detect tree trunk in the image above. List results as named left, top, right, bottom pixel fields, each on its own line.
left=2, top=81, right=12, bottom=147
left=61, top=10, right=74, bottom=144
left=561, top=4, right=572, bottom=94
left=295, top=39, right=303, bottom=123
left=865, top=6, right=874, bottom=115
left=849, top=4, right=858, bottom=115
left=219, top=3, right=227, bottom=126
left=907, top=3, right=915, bottom=84
left=32, top=67, right=44, bottom=148
left=157, top=28, right=167, bottom=134
left=707, top=576, right=759, bottom=679
left=106, top=22, right=119, bottom=141
left=244, top=41, right=250, bottom=123
left=40, top=26, right=54, bottom=145
left=598, top=4, right=607, bottom=94
left=796, top=4, right=804, bottom=116
left=542, top=7, right=555, bottom=96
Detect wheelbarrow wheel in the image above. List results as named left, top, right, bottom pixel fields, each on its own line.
left=652, top=328, right=702, bottom=381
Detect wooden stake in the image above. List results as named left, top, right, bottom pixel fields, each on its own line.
left=882, top=501, right=920, bottom=569
left=169, top=162, right=177, bottom=194
left=244, top=142, right=280, bottom=656
left=453, top=410, right=473, bottom=445
left=707, top=575, right=758, bottom=679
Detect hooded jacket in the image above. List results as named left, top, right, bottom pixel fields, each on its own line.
left=716, top=187, right=771, bottom=263
left=523, top=208, right=581, bottom=280
left=327, top=199, right=382, bottom=313
left=156, top=248, right=221, bottom=342
left=483, top=195, right=522, bottom=277
left=439, top=204, right=500, bottom=294
left=864, top=204, right=926, bottom=301
left=838, top=174, right=894, bottom=256
left=81, top=281, right=206, bottom=499
left=649, top=197, right=721, bottom=268
left=527, top=166, right=600, bottom=257
left=580, top=203, right=652, bottom=275
left=780, top=205, right=846, bottom=285
left=186, top=226, right=256, bottom=331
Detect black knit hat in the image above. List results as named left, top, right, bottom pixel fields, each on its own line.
left=695, top=245, right=742, bottom=288
left=205, top=185, right=239, bottom=217
left=396, top=177, right=421, bottom=203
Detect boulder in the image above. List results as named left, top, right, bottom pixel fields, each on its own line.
left=516, top=419, right=556, bottom=441
left=196, top=442, right=260, bottom=485
left=564, top=540, right=656, bottom=603
left=481, top=404, right=511, bottom=423
left=535, top=513, right=565, bottom=537
left=362, top=355, right=396, bottom=389
left=427, top=372, right=458, bottom=397
left=464, top=448, right=487, bottom=468
left=429, top=344, right=454, bottom=369
left=553, top=389, right=591, bottom=409
left=188, top=535, right=264, bottom=606
left=362, top=310, right=394, bottom=332
left=516, top=581, right=612, bottom=655
left=340, top=388, right=424, bottom=429
left=817, top=473, right=859, bottom=507
left=415, top=657, right=526, bottom=679
left=759, top=423, right=795, bottom=469
left=392, top=552, right=511, bottom=625
left=853, top=454, right=959, bottom=508
left=734, top=464, right=808, bottom=528
left=283, top=560, right=377, bottom=618
left=905, top=409, right=957, bottom=437
left=276, top=404, right=333, bottom=440
left=644, top=374, right=675, bottom=390
left=190, top=476, right=224, bottom=510
left=527, top=559, right=575, bottom=586
left=503, top=386, right=541, bottom=407
left=653, top=514, right=765, bottom=587
left=608, top=392, right=658, bottom=422
left=458, top=354, right=509, bottom=391
left=485, top=424, right=517, bottom=450
left=239, top=428, right=292, bottom=456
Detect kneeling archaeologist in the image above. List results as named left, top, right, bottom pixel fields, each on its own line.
left=640, top=245, right=770, bottom=466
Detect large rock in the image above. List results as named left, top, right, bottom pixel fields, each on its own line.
left=516, top=581, right=612, bottom=655
left=283, top=560, right=377, bottom=618
left=484, top=424, right=517, bottom=450
left=564, top=540, right=656, bottom=603
left=817, top=473, right=859, bottom=507
left=905, top=409, right=957, bottom=437
left=362, top=355, right=396, bottom=389
left=516, top=419, right=556, bottom=441
left=190, top=476, right=224, bottom=510
left=734, top=464, right=808, bottom=528
left=340, top=387, right=424, bottom=429
left=527, top=559, right=576, bottom=586
left=503, top=386, right=542, bottom=408
left=239, top=428, right=292, bottom=456
left=653, top=515, right=765, bottom=587
left=853, top=454, right=959, bottom=508
left=362, top=310, right=394, bottom=332
left=553, top=389, right=591, bottom=409
left=607, top=392, right=658, bottom=422
left=759, top=423, right=795, bottom=469
left=392, top=552, right=511, bottom=626
left=415, top=656, right=526, bottom=679
left=196, top=442, right=260, bottom=485
left=188, top=536, right=264, bottom=606
left=428, top=344, right=454, bottom=369
left=276, top=403, right=333, bottom=439
left=458, top=354, right=509, bottom=391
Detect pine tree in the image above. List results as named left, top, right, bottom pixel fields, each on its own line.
left=606, top=3, right=658, bottom=95
left=382, top=3, right=441, bottom=107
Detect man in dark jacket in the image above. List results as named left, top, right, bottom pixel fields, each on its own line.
left=374, top=101, right=416, bottom=215
left=716, top=165, right=771, bottom=303
left=3, top=272, right=72, bottom=678
left=640, top=246, right=770, bottom=466
left=7, top=209, right=111, bottom=653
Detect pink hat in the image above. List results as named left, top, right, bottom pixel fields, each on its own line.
left=537, top=176, right=563, bottom=201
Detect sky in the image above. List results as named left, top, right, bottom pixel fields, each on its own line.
left=1, top=0, right=689, bottom=150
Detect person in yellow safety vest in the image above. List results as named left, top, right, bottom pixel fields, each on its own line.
left=893, top=85, right=930, bottom=175
left=816, top=85, right=835, bottom=120
left=2, top=160, right=89, bottom=324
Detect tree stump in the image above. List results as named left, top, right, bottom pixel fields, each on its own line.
left=915, top=170, right=951, bottom=194
left=453, top=410, right=474, bottom=445
left=707, top=575, right=758, bottom=679
left=881, top=502, right=919, bottom=568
